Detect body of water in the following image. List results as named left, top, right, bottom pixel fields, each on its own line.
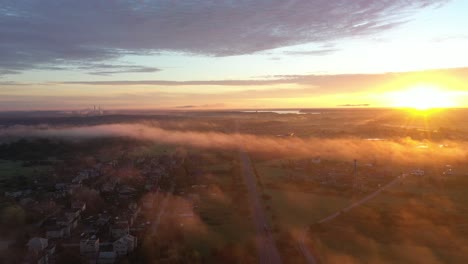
left=242, top=110, right=321, bottom=115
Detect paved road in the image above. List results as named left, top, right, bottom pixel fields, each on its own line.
left=297, top=233, right=318, bottom=264
left=318, top=176, right=401, bottom=224
left=151, top=188, right=172, bottom=235
left=240, top=151, right=282, bottom=264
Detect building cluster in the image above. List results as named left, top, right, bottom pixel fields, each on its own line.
left=2, top=152, right=182, bottom=264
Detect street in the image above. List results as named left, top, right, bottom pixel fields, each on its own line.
left=239, top=151, right=282, bottom=264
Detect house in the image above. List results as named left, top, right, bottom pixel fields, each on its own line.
left=72, top=201, right=87, bottom=212
left=56, top=215, right=77, bottom=230
left=64, top=208, right=81, bottom=221
left=27, top=237, right=49, bottom=254
left=54, top=183, right=67, bottom=191
left=78, top=169, right=100, bottom=179
left=118, top=186, right=137, bottom=199
left=110, top=222, right=129, bottom=239
left=5, top=189, right=32, bottom=198
left=25, top=237, right=55, bottom=264
left=411, top=169, right=425, bottom=176
left=101, top=180, right=117, bottom=193
left=113, top=234, right=137, bottom=256
left=97, top=213, right=111, bottom=226
left=98, top=245, right=116, bottom=264
left=72, top=174, right=88, bottom=184
left=56, top=215, right=78, bottom=236
left=128, top=202, right=140, bottom=213
left=68, top=182, right=82, bottom=189
left=45, top=225, right=66, bottom=239
left=80, top=234, right=99, bottom=257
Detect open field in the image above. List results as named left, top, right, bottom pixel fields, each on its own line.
left=253, top=159, right=468, bottom=263
left=0, top=160, right=52, bottom=191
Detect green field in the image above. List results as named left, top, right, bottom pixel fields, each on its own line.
left=313, top=174, right=468, bottom=264
left=253, top=159, right=349, bottom=227
left=253, top=157, right=468, bottom=263
left=0, top=160, right=52, bottom=190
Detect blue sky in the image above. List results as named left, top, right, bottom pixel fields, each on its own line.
left=1, top=0, right=467, bottom=110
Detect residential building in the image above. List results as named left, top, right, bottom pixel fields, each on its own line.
left=113, top=234, right=137, bottom=256
left=80, top=235, right=99, bottom=258
left=24, top=237, right=55, bottom=264
left=110, top=222, right=129, bottom=239
left=72, top=201, right=87, bottom=212
left=45, top=225, right=66, bottom=239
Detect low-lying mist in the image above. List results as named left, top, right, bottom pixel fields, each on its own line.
left=1, top=123, right=466, bottom=165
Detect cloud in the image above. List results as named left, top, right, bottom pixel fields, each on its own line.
left=0, top=69, right=19, bottom=76
left=2, top=67, right=467, bottom=110
left=76, top=63, right=161, bottom=76
left=58, top=67, right=468, bottom=92
left=61, top=79, right=293, bottom=86
left=176, top=103, right=226, bottom=109
left=282, top=48, right=339, bottom=56
left=337, top=104, right=370, bottom=107
left=0, top=0, right=448, bottom=73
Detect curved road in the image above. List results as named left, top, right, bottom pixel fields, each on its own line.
left=240, top=151, right=282, bottom=264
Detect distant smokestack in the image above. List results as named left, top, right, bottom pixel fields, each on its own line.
left=354, top=159, right=357, bottom=175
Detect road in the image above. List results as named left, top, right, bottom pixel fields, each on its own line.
left=296, top=176, right=402, bottom=263
left=297, top=233, right=318, bottom=264
left=318, top=176, right=401, bottom=224
left=240, top=151, right=282, bottom=264
left=151, top=188, right=172, bottom=235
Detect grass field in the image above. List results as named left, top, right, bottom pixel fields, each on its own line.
left=313, top=173, right=468, bottom=264
left=254, top=159, right=349, bottom=226
left=265, top=189, right=349, bottom=228
left=253, top=157, right=468, bottom=263
left=0, top=160, right=52, bottom=188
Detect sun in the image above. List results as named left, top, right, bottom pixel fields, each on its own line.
left=390, top=85, right=456, bottom=111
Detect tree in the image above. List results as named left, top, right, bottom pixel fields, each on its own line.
left=1, top=205, right=26, bottom=228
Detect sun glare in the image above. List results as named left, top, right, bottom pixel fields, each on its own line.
left=390, top=85, right=456, bottom=111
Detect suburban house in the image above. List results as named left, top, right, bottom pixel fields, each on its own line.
left=72, top=201, right=87, bottom=212
left=80, top=234, right=100, bottom=258
left=64, top=208, right=82, bottom=221
left=98, top=245, right=116, bottom=264
left=24, top=237, right=55, bottom=264
left=45, top=225, right=66, bottom=239
left=113, top=234, right=137, bottom=257
left=110, top=222, right=129, bottom=239
left=56, top=215, right=78, bottom=237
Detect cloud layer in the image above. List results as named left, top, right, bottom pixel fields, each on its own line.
left=0, top=0, right=447, bottom=74
left=1, top=67, right=467, bottom=110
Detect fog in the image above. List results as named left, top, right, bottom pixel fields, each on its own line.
left=1, top=123, right=466, bottom=165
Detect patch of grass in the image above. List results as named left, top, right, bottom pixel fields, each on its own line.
left=313, top=174, right=468, bottom=264
left=0, top=159, right=51, bottom=184
left=265, top=189, right=349, bottom=228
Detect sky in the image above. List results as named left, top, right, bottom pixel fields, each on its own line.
left=1, top=0, right=468, bottom=111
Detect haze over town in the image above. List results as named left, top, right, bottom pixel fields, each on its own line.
left=1, top=1, right=467, bottom=264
